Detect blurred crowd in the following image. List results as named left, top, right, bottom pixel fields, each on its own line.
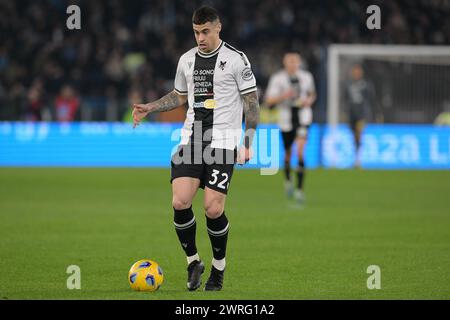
left=0, top=0, right=449, bottom=122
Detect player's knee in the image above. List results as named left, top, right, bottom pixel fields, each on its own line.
left=284, top=155, right=290, bottom=163
left=172, top=197, right=192, bottom=211
left=204, top=201, right=224, bottom=219
left=284, top=152, right=291, bottom=162
left=297, top=142, right=306, bottom=158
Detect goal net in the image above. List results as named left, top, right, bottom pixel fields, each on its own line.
left=327, top=45, right=450, bottom=125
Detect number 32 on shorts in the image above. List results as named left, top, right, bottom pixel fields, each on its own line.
left=209, top=169, right=229, bottom=190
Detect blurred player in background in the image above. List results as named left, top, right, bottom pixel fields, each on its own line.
left=265, top=53, right=316, bottom=205
left=131, top=6, right=259, bottom=291
left=344, top=64, right=376, bottom=168
left=54, top=85, right=80, bottom=122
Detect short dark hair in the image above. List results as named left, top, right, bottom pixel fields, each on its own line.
left=192, top=5, right=220, bottom=25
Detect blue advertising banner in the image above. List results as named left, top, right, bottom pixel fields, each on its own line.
left=0, top=122, right=449, bottom=169
left=0, top=122, right=180, bottom=167
left=321, top=124, right=450, bottom=169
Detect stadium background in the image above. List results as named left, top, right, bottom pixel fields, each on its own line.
left=0, top=0, right=449, bottom=300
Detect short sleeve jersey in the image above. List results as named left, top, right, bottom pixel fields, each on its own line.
left=174, top=41, right=257, bottom=150
left=265, top=69, right=315, bottom=132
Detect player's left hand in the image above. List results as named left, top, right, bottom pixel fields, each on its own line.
left=237, top=146, right=253, bottom=165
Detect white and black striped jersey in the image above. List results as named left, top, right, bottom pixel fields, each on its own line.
left=174, top=40, right=257, bottom=150
left=265, top=69, right=315, bottom=132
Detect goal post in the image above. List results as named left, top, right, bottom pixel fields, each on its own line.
left=327, top=45, right=450, bottom=126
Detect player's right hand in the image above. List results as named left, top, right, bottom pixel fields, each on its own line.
left=132, top=103, right=151, bottom=128
left=236, top=146, right=253, bottom=165
left=281, top=90, right=295, bottom=101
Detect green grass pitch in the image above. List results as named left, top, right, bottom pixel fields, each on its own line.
left=0, top=168, right=449, bottom=299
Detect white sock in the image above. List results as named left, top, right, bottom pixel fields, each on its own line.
left=187, top=253, right=200, bottom=265
left=212, top=258, right=226, bottom=271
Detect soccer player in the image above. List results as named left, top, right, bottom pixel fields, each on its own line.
left=344, top=64, right=375, bottom=168
left=131, top=6, right=259, bottom=291
left=264, top=53, right=316, bottom=204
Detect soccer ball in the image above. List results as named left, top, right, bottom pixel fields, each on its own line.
left=128, top=259, right=164, bottom=292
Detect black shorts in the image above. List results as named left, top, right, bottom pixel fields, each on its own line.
left=281, top=125, right=310, bottom=151
left=170, top=144, right=237, bottom=195
left=349, top=105, right=370, bottom=131
left=349, top=114, right=366, bottom=132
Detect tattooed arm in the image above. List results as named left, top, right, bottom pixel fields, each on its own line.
left=238, top=90, right=260, bottom=164
left=132, top=90, right=187, bottom=128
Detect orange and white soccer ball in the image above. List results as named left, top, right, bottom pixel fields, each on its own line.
left=128, top=259, right=164, bottom=292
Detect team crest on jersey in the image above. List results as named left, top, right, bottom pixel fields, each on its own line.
left=242, top=67, right=253, bottom=81
left=219, top=61, right=227, bottom=70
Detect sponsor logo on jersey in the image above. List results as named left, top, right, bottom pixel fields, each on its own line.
left=193, top=99, right=216, bottom=109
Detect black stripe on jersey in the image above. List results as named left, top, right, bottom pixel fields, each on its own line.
left=191, top=52, right=219, bottom=145
left=240, top=85, right=257, bottom=94
left=224, top=43, right=248, bottom=66
left=174, top=88, right=188, bottom=95
left=289, top=76, right=301, bottom=128
left=290, top=107, right=300, bottom=128
left=224, top=43, right=243, bottom=54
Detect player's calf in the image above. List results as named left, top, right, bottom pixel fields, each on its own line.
left=204, top=212, right=229, bottom=291
left=173, top=205, right=204, bottom=291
